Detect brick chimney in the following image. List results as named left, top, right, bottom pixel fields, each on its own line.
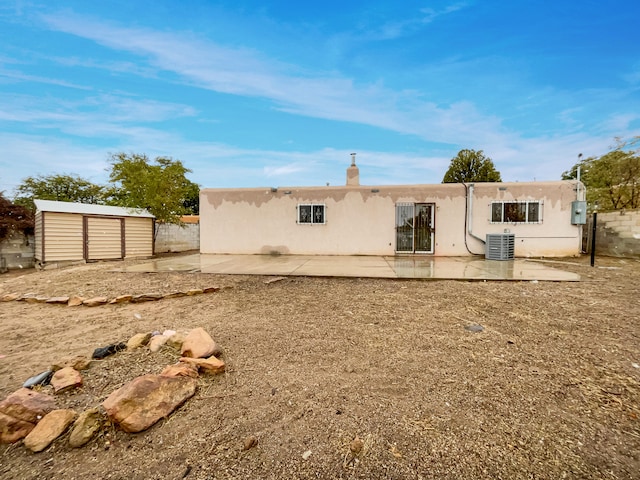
left=346, top=153, right=359, bottom=186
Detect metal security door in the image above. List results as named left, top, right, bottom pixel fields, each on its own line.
left=414, top=203, right=434, bottom=253
left=395, top=203, right=434, bottom=253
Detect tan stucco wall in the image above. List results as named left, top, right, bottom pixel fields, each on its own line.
left=200, top=181, right=581, bottom=257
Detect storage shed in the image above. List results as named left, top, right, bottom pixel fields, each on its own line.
left=34, top=199, right=155, bottom=265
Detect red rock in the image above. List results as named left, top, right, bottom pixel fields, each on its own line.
left=102, top=374, right=197, bottom=433
left=51, top=367, right=83, bottom=394
left=160, top=363, right=199, bottom=378
left=0, top=412, right=35, bottom=444
left=24, top=409, right=76, bottom=452
left=181, top=328, right=218, bottom=358
left=179, top=356, right=226, bottom=374
left=0, top=388, right=56, bottom=443
left=203, top=287, right=220, bottom=293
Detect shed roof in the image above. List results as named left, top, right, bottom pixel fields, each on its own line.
left=34, top=199, right=154, bottom=218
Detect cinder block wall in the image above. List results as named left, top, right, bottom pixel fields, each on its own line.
left=155, top=223, right=200, bottom=253
left=0, top=231, right=35, bottom=270
left=591, top=209, right=640, bottom=258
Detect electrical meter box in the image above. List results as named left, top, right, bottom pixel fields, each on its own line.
left=571, top=200, right=587, bottom=224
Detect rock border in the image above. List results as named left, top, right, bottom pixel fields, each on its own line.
left=0, top=286, right=230, bottom=307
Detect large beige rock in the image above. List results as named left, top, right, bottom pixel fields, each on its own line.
left=67, top=296, right=84, bottom=307
left=51, top=367, right=83, bottom=394
left=127, top=332, right=152, bottom=349
left=179, top=356, right=226, bottom=374
left=46, top=296, right=70, bottom=305
left=110, top=294, right=133, bottom=304
left=83, top=296, right=108, bottom=307
left=24, top=409, right=76, bottom=452
left=102, top=374, right=197, bottom=433
left=0, top=293, right=19, bottom=302
left=166, top=330, right=190, bottom=349
left=68, top=407, right=103, bottom=448
left=181, top=328, right=219, bottom=358
left=148, top=335, right=168, bottom=353
left=0, top=388, right=56, bottom=443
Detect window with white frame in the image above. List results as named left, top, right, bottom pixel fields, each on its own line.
left=297, top=204, right=326, bottom=224
left=491, top=201, right=541, bottom=223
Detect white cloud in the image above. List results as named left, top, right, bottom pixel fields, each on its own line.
left=40, top=11, right=511, bottom=149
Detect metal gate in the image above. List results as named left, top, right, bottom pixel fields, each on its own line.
left=395, top=203, right=435, bottom=253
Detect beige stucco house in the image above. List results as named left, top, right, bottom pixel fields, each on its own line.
left=200, top=159, right=586, bottom=258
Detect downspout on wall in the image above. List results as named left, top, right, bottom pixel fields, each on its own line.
left=464, top=183, right=486, bottom=255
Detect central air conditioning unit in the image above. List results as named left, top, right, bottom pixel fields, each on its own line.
left=485, top=233, right=515, bottom=260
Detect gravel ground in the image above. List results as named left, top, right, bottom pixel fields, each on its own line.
left=0, top=253, right=639, bottom=480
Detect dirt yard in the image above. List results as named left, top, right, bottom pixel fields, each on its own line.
left=0, top=254, right=638, bottom=480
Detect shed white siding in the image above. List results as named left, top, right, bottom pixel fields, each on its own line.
left=87, top=217, right=123, bottom=260
left=125, top=217, right=154, bottom=258
left=34, top=211, right=43, bottom=262
left=42, top=212, right=84, bottom=262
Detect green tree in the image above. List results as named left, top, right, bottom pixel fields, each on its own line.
left=442, top=149, right=502, bottom=183
left=182, top=180, right=200, bottom=215
left=562, top=139, right=640, bottom=211
left=107, top=153, right=199, bottom=223
left=13, top=174, right=108, bottom=211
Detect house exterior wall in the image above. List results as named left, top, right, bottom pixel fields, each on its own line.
left=469, top=182, right=581, bottom=257
left=125, top=217, right=154, bottom=258
left=200, top=181, right=581, bottom=257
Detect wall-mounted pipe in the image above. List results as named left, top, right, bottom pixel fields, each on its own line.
left=462, top=183, right=485, bottom=255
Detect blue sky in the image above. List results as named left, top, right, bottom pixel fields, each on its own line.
left=1, top=1, right=639, bottom=193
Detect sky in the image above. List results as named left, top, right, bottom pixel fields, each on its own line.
left=1, top=0, right=639, bottom=194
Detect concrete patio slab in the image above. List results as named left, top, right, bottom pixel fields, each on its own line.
left=122, top=254, right=580, bottom=281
